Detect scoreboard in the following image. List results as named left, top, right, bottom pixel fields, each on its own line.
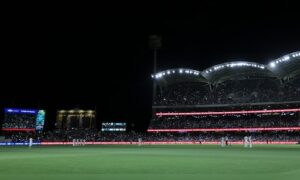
left=101, top=122, right=126, bottom=132
left=2, top=108, right=46, bottom=131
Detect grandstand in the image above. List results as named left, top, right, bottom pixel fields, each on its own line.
left=149, top=51, right=300, bottom=143
left=153, top=51, right=300, bottom=106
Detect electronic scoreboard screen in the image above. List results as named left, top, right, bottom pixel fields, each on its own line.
left=2, top=108, right=46, bottom=131
left=101, top=122, right=126, bottom=132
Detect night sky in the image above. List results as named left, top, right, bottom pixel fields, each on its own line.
left=1, top=2, right=300, bottom=132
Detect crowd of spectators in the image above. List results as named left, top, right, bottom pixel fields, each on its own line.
left=155, top=83, right=211, bottom=105
left=149, top=113, right=300, bottom=129
left=155, top=78, right=300, bottom=105
left=2, top=114, right=36, bottom=129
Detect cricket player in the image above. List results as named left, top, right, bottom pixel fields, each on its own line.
left=249, top=136, right=253, bottom=148
left=221, top=137, right=225, bottom=147
left=138, top=137, right=142, bottom=146
left=225, top=136, right=229, bottom=146
left=244, top=136, right=249, bottom=148
left=29, top=138, right=33, bottom=149
left=199, top=136, right=202, bottom=144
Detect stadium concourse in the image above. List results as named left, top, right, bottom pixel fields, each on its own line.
left=1, top=51, right=300, bottom=145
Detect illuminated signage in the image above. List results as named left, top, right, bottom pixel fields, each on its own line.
left=5, top=108, right=37, bottom=114
left=101, top=122, right=126, bottom=132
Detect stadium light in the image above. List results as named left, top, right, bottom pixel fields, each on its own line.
left=155, top=73, right=163, bottom=79
left=270, top=62, right=276, bottom=68
left=292, top=52, right=300, bottom=57
left=283, top=56, right=290, bottom=61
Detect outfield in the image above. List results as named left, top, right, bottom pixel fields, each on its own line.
left=0, top=145, right=300, bottom=180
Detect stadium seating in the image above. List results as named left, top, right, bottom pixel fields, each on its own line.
left=155, top=77, right=300, bottom=106
left=149, top=113, right=300, bottom=129
left=2, top=114, right=36, bottom=129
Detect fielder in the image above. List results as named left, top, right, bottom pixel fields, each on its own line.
left=225, top=136, right=229, bottom=146
left=29, top=138, right=33, bottom=149
left=249, top=136, right=253, bottom=148
left=138, top=138, right=142, bottom=146
left=221, top=137, right=225, bottom=147
left=244, top=136, right=249, bottom=148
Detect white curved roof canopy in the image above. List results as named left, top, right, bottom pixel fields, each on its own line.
left=151, top=51, right=300, bottom=84
left=267, top=51, right=300, bottom=79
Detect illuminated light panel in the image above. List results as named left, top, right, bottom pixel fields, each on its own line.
left=147, top=127, right=300, bottom=132
left=0, top=142, right=41, bottom=146
left=156, top=108, right=300, bottom=116
left=2, top=128, right=36, bottom=132
left=40, top=141, right=298, bottom=145
left=5, top=108, right=37, bottom=114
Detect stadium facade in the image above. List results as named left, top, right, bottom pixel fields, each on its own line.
left=56, top=109, right=96, bottom=130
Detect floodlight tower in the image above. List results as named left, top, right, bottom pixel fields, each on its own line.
left=149, top=35, right=161, bottom=118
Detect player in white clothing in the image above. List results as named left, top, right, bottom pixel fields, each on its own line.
left=29, top=138, right=33, bottom=149
left=138, top=138, right=142, bottom=146
left=221, top=137, right=225, bottom=147
left=249, top=136, right=253, bottom=148
left=244, top=136, right=249, bottom=148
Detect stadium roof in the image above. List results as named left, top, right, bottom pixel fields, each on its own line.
left=152, top=68, right=208, bottom=86
left=202, top=61, right=274, bottom=83
left=152, top=51, right=300, bottom=85
left=267, top=51, right=300, bottom=79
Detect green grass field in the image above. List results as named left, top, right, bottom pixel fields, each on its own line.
left=0, top=145, right=300, bottom=180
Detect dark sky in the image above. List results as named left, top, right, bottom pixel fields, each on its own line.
left=2, top=1, right=300, bottom=131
